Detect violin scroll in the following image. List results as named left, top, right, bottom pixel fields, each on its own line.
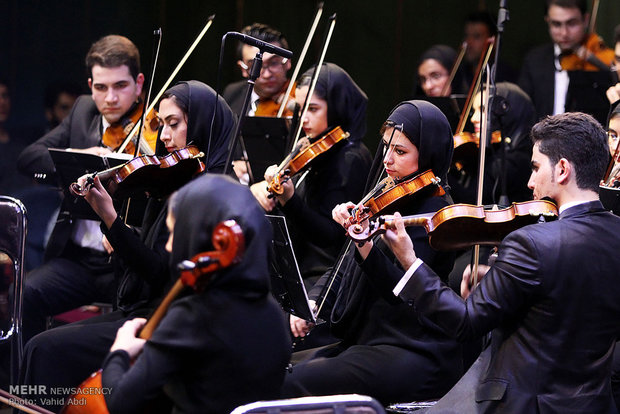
left=178, top=220, right=245, bottom=290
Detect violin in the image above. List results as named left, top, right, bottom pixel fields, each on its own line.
left=254, top=80, right=296, bottom=118
left=267, top=125, right=349, bottom=195
left=102, top=100, right=159, bottom=155
left=559, top=0, right=614, bottom=72
left=345, top=169, right=445, bottom=229
left=61, top=220, right=244, bottom=414
left=70, top=145, right=205, bottom=199
left=347, top=200, right=559, bottom=250
left=453, top=130, right=502, bottom=167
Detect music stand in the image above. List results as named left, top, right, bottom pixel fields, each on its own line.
left=49, top=149, right=131, bottom=221
left=266, top=215, right=316, bottom=323
left=567, top=71, right=614, bottom=127
left=242, top=117, right=289, bottom=184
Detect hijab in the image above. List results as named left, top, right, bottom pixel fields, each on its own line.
left=488, top=82, right=535, bottom=150
left=156, top=80, right=235, bottom=173
left=169, top=173, right=271, bottom=299
left=299, top=63, right=368, bottom=144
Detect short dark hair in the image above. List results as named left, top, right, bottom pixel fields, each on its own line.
left=236, top=23, right=288, bottom=60
left=44, top=81, right=82, bottom=109
left=85, top=35, right=141, bottom=80
left=544, top=0, right=587, bottom=16
left=530, top=112, right=609, bottom=192
left=465, top=11, right=497, bottom=36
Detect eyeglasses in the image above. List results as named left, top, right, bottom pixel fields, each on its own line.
left=419, top=72, right=448, bottom=85
left=240, top=57, right=288, bottom=74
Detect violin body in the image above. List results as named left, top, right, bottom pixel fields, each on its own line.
left=268, top=126, right=349, bottom=195
left=348, top=200, right=559, bottom=250
left=560, top=33, right=615, bottom=72
left=453, top=130, right=502, bottom=167
left=347, top=170, right=445, bottom=228
left=70, top=145, right=205, bottom=199
left=102, top=101, right=159, bottom=155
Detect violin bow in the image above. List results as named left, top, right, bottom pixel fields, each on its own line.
left=276, top=2, right=324, bottom=118
left=135, top=28, right=163, bottom=157
left=291, top=13, right=337, bottom=149
left=117, top=15, right=216, bottom=154
left=441, top=41, right=467, bottom=97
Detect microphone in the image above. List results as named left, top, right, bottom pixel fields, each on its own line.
left=226, top=32, right=293, bottom=59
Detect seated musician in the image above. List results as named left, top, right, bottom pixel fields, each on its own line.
left=281, top=101, right=462, bottom=405
left=415, top=44, right=468, bottom=98
left=19, top=80, right=235, bottom=412
left=100, top=174, right=292, bottom=414
left=15, top=35, right=144, bottom=344
left=251, top=63, right=372, bottom=285
left=383, top=112, right=620, bottom=413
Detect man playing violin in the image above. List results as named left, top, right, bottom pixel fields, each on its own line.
left=519, top=0, right=613, bottom=125
left=15, top=34, right=144, bottom=345
left=223, top=22, right=293, bottom=117
left=383, top=112, right=620, bottom=413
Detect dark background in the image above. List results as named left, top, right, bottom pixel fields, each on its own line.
left=2, top=0, right=619, bottom=152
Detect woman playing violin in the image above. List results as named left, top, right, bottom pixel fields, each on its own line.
left=19, top=80, right=235, bottom=412
left=251, top=63, right=372, bottom=283
left=101, top=174, right=292, bottom=414
left=282, top=101, right=461, bottom=405
left=450, top=82, right=535, bottom=205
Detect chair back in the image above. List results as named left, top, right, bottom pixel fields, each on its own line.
left=231, top=394, right=386, bottom=414
left=0, top=196, right=27, bottom=385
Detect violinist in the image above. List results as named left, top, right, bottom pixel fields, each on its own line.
left=100, top=174, right=291, bottom=414
left=282, top=101, right=461, bottom=405
left=19, top=81, right=235, bottom=412
left=415, top=45, right=468, bottom=97
left=518, top=0, right=612, bottom=124
left=251, top=63, right=371, bottom=284
left=222, top=23, right=294, bottom=117
left=15, top=35, right=144, bottom=344
left=449, top=82, right=535, bottom=205
left=605, top=24, right=620, bottom=104
left=603, top=104, right=620, bottom=186
left=383, top=112, right=620, bottom=413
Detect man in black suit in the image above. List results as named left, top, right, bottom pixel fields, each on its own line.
left=381, top=112, right=620, bottom=413
left=16, top=35, right=144, bottom=343
left=518, top=0, right=612, bottom=125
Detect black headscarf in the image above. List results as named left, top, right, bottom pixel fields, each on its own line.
left=366, top=100, right=454, bottom=189
left=299, top=63, right=368, bottom=144
left=169, top=174, right=272, bottom=299
left=488, top=82, right=535, bottom=150
left=156, top=80, right=235, bottom=173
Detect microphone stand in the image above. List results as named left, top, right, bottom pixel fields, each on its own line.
left=490, top=0, right=510, bottom=206
left=222, top=50, right=264, bottom=182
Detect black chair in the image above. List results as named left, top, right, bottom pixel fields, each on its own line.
left=231, top=394, right=386, bottom=414
left=0, top=196, right=27, bottom=385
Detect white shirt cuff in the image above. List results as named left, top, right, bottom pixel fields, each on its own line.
left=392, top=258, right=424, bottom=296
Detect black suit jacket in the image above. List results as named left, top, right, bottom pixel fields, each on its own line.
left=17, top=95, right=104, bottom=259
left=518, top=43, right=555, bottom=122
left=222, top=80, right=248, bottom=116
left=398, top=201, right=620, bottom=413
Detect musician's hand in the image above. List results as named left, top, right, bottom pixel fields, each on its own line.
left=264, top=164, right=279, bottom=182
left=606, top=83, right=620, bottom=104
left=232, top=160, right=249, bottom=185
left=83, top=176, right=117, bottom=228
left=102, top=235, right=114, bottom=254
left=110, top=318, right=147, bottom=359
left=332, top=202, right=357, bottom=228
left=461, top=264, right=490, bottom=299
left=382, top=212, right=417, bottom=269
left=250, top=181, right=276, bottom=212
left=68, top=146, right=112, bottom=156
left=290, top=300, right=316, bottom=337
left=263, top=165, right=294, bottom=205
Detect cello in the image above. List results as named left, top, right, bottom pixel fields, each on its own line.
left=61, top=220, right=245, bottom=414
